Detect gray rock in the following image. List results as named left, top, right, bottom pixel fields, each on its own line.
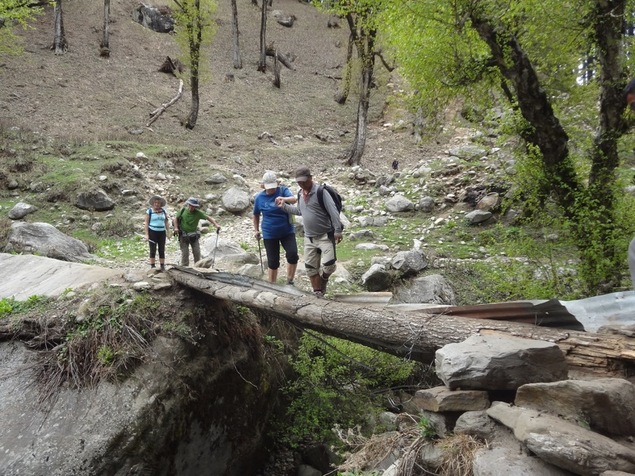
left=413, top=386, right=489, bottom=412
left=361, top=263, right=393, bottom=291
left=390, top=250, right=427, bottom=277
left=448, top=145, right=487, bottom=160
left=8, top=202, right=37, bottom=219
left=0, top=253, right=120, bottom=300
left=476, top=192, right=500, bottom=211
left=391, top=274, right=455, bottom=305
left=435, top=335, right=568, bottom=390
left=132, top=4, right=174, bottom=33
left=205, top=173, right=228, bottom=184
left=515, top=378, right=635, bottom=436
left=465, top=209, right=492, bottom=224
left=221, top=187, right=251, bottom=213
left=6, top=222, right=93, bottom=262
left=385, top=194, right=414, bottom=212
left=419, top=196, right=435, bottom=212
left=488, top=402, right=635, bottom=475
left=76, top=188, right=115, bottom=211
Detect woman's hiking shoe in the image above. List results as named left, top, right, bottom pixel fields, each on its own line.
left=313, top=290, right=324, bottom=298
left=287, top=280, right=294, bottom=286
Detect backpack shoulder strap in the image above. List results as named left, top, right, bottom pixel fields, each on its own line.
left=316, top=184, right=326, bottom=210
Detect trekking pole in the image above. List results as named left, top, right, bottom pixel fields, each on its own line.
left=257, top=233, right=264, bottom=273
left=211, top=227, right=220, bottom=268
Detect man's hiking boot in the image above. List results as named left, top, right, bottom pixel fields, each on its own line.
left=287, top=280, right=294, bottom=286
left=319, top=274, right=329, bottom=293
left=160, top=265, right=166, bottom=272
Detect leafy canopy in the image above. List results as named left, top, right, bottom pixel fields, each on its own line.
left=0, top=0, right=44, bottom=55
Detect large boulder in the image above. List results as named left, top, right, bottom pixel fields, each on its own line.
left=5, top=222, right=93, bottom=262
left=8, top=202, right=37, bottom=220
left=221, top=187, right=251, bottom=213
left=435, top=334, right=568, bottom=390
left=76, top=188, right=115, bottom=211
left=132, top=4, right=175, bottom=33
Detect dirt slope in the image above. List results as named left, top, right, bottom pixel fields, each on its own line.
left=0, top=0, right=420, bottom=175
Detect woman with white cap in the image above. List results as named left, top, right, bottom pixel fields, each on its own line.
left=253, top=171, right=298, bottom=284
left=144, top=195, right=170, bottom=271
left=173, top=197, right=221, bottom=266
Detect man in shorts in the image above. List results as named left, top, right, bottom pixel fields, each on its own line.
left=276, top=166, right=343, bottom=297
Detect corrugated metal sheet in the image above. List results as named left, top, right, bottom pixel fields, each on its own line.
left=393, top=299, right=585, bottom=331
left=559, top=291, right=635, bottom=332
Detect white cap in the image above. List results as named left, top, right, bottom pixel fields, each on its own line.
left=262, top=171, right=279, bottom=189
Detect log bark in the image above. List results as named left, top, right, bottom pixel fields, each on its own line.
left=168, top=268, right=635, bottom=377
left=147, top=79, right=183, bottom=127
left=265, top=46, right=295, bottom=70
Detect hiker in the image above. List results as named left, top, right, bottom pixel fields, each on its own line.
left=173, top=197, right=221, bottom=267
left=253, top=171, right=299, bottom=284
left=144, top=195, right=171, bottom=271
left=276, top=166, right=343, bottom=297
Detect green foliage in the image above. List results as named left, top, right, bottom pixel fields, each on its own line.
left=438, top=215, right=588, bottom=303
left=282, top=333, right=416, bottom=448
left=171, top=0, right=217, bottom=80
left=418, top=415, right=438, bottom=439
left=0, top=295, right=48, bottom=318
left=49, top=289, right=161, bottom=388
left=96, top=345, right=115, bottom=365
left=0, top=0, right=43, bottom=55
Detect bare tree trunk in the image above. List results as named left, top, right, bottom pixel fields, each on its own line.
left=230, top=0, right=242, bottom=69
left=100, top=0, right=111, bottom=57
left=53, top=0, right=68, bottom=55
left=186, top=0, right=203, bottom=129
left=346, top=16, right=376, bottom=166
left=168, top=268, right=635, bottom=377
left=273, top=49, right=281, bottom=88
left=257, top=0, right=267, bottom=72
left=334, top=32, right=354, bottom=104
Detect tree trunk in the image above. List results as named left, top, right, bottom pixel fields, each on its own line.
left=257, top=0, right=267, bottom=72
left=346, top=16, right=375, bottom=167
left=53, top=0, right=68, bottom=55
left=230, top=0, right=242, bottom=69
left=273, top=49, right=281, bottom=88
left=579, top=0, right=629, bottom=290
left=168, top=268, right=635, bottom=377
left=186, top=0, right=202, bottom=129
left=469, top=13, right=579, bottom=211
left=100, top=0, right=110, bottom=56
left=334, top=32, right=354, bottom=104
left=467, top=3, right=631, bottom=293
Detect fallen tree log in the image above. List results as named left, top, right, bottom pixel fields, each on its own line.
left=168, top=268, right=635, bottom=377
left=265, top=46, right=295, bottom=70
left=146, top=79, right=183, bottom=127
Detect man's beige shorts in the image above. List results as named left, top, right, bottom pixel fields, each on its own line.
left=304, top=233, right=336, bottom=276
